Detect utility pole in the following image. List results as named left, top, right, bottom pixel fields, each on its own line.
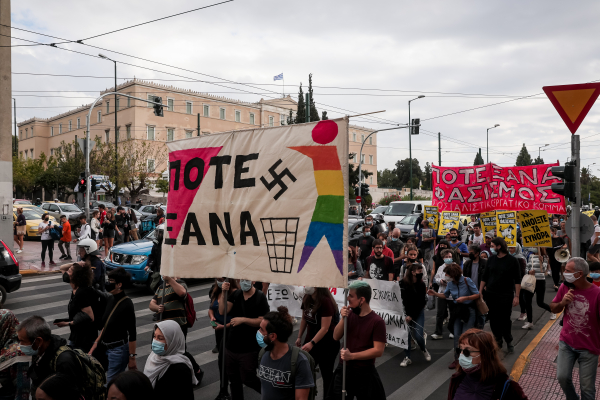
left=13, top=98, right=16, bottom=156
left=438, top=132, right=441, bottom=166
left=197, top=113, right=201, bottom=136
left=408, top=96, right=425, bottom=200
left=305, top=93, right=310, bottom=123
left=571, top=135, right=581, bottom=257
left=0, top=0, right=14, bottom=248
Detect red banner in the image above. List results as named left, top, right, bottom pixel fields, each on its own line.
left=431, top=163, right=566, bottom=214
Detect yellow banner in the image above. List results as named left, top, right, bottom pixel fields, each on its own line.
left=424, top=206, right=439, bottom=230
left=480, top=211, right=497, bottom=237
left=584, top=210, right=595, bottom=217
left=438, top=211, right=461, bottom=237
left=518, top=210, right=552, bottom=247
left=496, top=211, right=517, bottom=246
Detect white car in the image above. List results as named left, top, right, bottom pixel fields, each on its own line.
left=41, top=202, right=83, bottom=220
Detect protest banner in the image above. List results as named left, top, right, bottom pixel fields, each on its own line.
left=424, top=206, right=439, bottom=230
left=518, top=210, right=552, bottom=247
left=267, top=280, right=408, bottom=348
left=438, top=211, right=461, bottom=236
left=496, top=211, right=517, bottom=246
left=480, top=211, right=497, bottom=237
left=161, top=119, right=349, bottom=288
left=584, top=210, right=595, bottom=217
left=431, top=163, right=566, bottom=215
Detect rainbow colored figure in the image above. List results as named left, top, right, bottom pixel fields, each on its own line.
left=289, top=120, right=345, bottom=276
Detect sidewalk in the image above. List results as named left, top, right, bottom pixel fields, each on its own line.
left=15, top=239, right=75, bottom=276
left=512, top=314, right=600, bottom=400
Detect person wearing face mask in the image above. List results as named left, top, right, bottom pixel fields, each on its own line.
left=364, top=215, right=379, bottom=237
left=371, top=232, right=394, bottom=259
left=447, top=329, right=527, bottom=399
left=398, top=245, right=426, bottom=282
left=480, top=250, right=490, bottom=261
left=209, top=278, right=240, bottom=400
left=387, top=228, right=405, bottom=278
left=0, top=310, right=30, bottom=400
left=448, top=228, right=469, bottom=267
left=400, top=264, right=432, bottom=367
left=38, top=213, right=56, bottom=268
left=587, top=262, right=600, bottom=287
left=542, top=226, right=567, bottom=291
left=144, top=320, right=197, bottom=399
left=479, top=237, right=522, bottom=353
left=366, top=239, right=395, bottom=281
left=416, top=220, right=436, bottom=273
left=357, top=225, right=375, bottom=266
left=431, top=249, right=457, bottom=340
left=88, top=267, right=137, bottom=383
left=328, top=280, right=386, bottom=400
left=551, top=257, right=600, bottom=400
left=296, top=287, right=340, bottom=395
left=479, top=233, right=494, bottom=254
left=258, top=306, right=315, bottom=400
left=429, top=263, right=480, bottom=369
left=219, top=279, right=270, bottom=399
left=463, top=245, right=487, bottom=329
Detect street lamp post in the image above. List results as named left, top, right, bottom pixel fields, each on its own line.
left=486, top=124, right=500, bottom=163
left=99, top=54, right=119, bottom=204
left=586, top=163, right=596, bottom=204
left=538, top=144, right=549, bottom=160
left=408, top=96, right=425, bottom=200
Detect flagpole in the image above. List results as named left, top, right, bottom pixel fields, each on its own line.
left=282, top=75, right=285, bottom=97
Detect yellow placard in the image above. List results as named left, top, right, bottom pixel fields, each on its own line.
left=518, top=210, right=552, bottom=247
left=424, top=206, right=439, bottom=230
left=480, top=211, right=497, bottom=237
left=438, top=211, right=461, bottom=237
left=583, top=210, right=595, bottom=217
left=496, top=211, right=517, bottom=246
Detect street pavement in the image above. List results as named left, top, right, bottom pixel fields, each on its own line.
left=14, top=237, right=78, bottom=273
left=6, top=266, right=562, bottom=400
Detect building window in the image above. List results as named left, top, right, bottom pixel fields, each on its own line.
left=20, top=151, right=22, bottom=158
left=105, top=130, right=110, bottom=144
left=361, top=134, right=364, bottom=143
left=250, top=113, right=255, bottom=125
left=30, top=149, right=33, bottom=159
left=77, top=118, right=81, bottom=129
left=369, top=136, right=373, bottom=145
left=369, top=155, right=373, bottom=165
left=167, top=128, right=174, bottom=142
left=106, top=101, right=110, bottom=114
left=167, top=98, right=174, bottom=112
left=370, top=177, right=373, bottom=184
left=186, top=102, right=193, bottom=115
left=126, top=125, right=131, bottom=140
left=50, top=127, right=54, bottom=137
left=59, top=124, right=62, bottom=134
left=235, top=110, right=241, bottom=122
left=147, top=159, right=155, bottom=172
left=186, top=130, right=193, bottom=138
left=147, top=95, right=154, bottom=108
left=269, top=116, right=274, bottom=127
left=24, top=150, right=28, bottom=159
left=31, top=127, right=34, bottom=137
left=19, top=130, right=22, bottom=139
left=50, top=148, right=54, bottom=156
left=360, top=154, right=365, bottom=164
left=25, top=128, right=28, bottom=138
left=147, top=126, right=155, bottom=141
left=353, top=132, right=356, bottom=142
left=127, top=96, right=131, bottom=107
left=116, top=127, right=120, bottom=142
left=350, top=153, right=357, bottom=161
left=203, top=104, right=209, bottom=117
left=220, top=108, right=226, bottom=120
left=69, top=120, right=72, bottom=131
left=97, top=111, right=101, bottom=122
left=280, top=114, right=285, bottom=126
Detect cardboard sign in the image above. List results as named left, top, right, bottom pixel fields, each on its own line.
left=480, top=211, right=497, bottom=237
left=518, top=210, right=552, bottom=247
left=438, top=211, right=461, bottom=237
left=424, top=206, right=439, bottom=230
left=161, top=119, right=349, bottom=288
left=583, top=210, right=595, bottom=217
left=496, top=211, right=517, bottom=246
left=431, top=163, right=566, bottom=215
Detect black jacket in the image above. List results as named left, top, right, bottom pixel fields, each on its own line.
left=448, top=370, right=528, bottom=400
left=148, top=240, right=162, bottom=273
left=462, top=258, right=487, bottom=288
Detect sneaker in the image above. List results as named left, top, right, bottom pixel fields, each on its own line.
left=59, top=255, right=66, bottom=260
left=49, top=261, right=56, bottom=265
left=214, top=393, right=231, bottom=400
left=507, top=343, right=515, bottom=354
left=522, top=322, right=534, bottom=330
left=423, top=349, right=432, bottom=362
left=443, top=317, right=449, bottom=325
left=41, top=262, right=46, bottom=268
left=411, top=343, right=417, bottom=350
left=195, top=369, right=204, bottom=385
left=212, top=346, right=219, bottom=354
left=449, top=333, right=454, bottom=339
left=65, top=256, right=72, bottom=260
left=431, top=333, right=443, bottom=340
left=517, top=313, right=527, bottom=321
left=448, top=359, right=458, bottom=369
left=550, top=313, right=557, bottom=320
left=400, top=357, right=412, bottom=367
left=16, top=249, right=22, bottom=254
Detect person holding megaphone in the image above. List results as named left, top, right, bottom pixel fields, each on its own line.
left=542, top=226, right=568, bottom=291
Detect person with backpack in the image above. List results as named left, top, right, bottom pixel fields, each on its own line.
left=449, top=228, right=469, bottom=267
left=17, top=315, right=106, bottom=400
left=37, top=213, right=56, bottom=268
left=219, top=279, right=270, bottom=400
left=296, top=287, right=340, bottom=396
left=258, top=306, right=315, bottom=400
left=58, top=215, right=73, bottom=261
left=327, top=280, right=386, bottom=400
left=77, top=238, right=106, bottom=291
left=88, top=267, right=137, bottom=383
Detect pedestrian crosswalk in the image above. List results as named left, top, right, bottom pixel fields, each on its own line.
left=7, top=273, right=557, bottom=400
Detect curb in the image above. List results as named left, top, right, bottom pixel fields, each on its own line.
left=20, top=269, right=62, bottom=276
left=510, top=311, right=562, bottom=382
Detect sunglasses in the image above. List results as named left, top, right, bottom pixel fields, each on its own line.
left=458, top=348, right=480, bottom=357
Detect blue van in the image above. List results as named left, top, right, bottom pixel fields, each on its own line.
left=104, top=229, right=158, bottom=285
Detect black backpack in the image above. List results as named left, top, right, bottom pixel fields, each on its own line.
left=258, top=346, right=318, bottom=400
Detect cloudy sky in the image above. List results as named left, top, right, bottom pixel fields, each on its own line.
left=9, top=0, right=600, bottom=173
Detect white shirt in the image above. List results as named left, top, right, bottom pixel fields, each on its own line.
left=434, top=264, right=453, bottom=299
left=470, top=233, right=484, bottom=246
left=591, top=224, right=600, bottom=246
left=38, top=221, right=51, bottom=240
left=79, top=223, right=91, bottom=241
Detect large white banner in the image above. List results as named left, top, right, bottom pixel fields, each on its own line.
left=267, top=279, right=409, bottom=349
left=161, top=119, right=349, bottom=288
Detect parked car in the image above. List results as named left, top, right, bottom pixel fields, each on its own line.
left=383, top=201, right=432, bottom=224
left=13, top=199, right=32, bottom=205
left=395, top=213, right=421, bottom=239
left=369, top=205, right=388, bottom=220
left=104, top=228, right=158, bottom=287
left=138, top=205, right=167, bottom=219
left=348, top=217, right=387, bottom=245
left=41, top=202, right=83, bottom=220
left=0, top=239, right=21, bottom=306
left=12, top=205, right=57, bottom=239
left=90, top=200, right=117, bottom=210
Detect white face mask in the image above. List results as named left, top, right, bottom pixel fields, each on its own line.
left=304, top=287, right=315, bottom=296
left=563, top=272, right=580, bottom=283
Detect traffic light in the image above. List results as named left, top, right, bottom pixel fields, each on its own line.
left=91, top=178, right=98, bottom=193
left=79, top=172, right=87, bottom=191
left=361, top=183, right=370, bottom=196
left=410, top=118, right=420, bottom=135
left=153, top=96, right=164, bottom=117
left=551, top=161, right=577, bottom=201
left=354, top=186, right=359, bottom=196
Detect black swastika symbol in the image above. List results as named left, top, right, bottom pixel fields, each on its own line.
left=260, top=159, right=297, bottom=200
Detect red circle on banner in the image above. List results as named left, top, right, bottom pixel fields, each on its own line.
left=356, top=196, right=362, bottom=203
left=311, top=120, right=338, bottom=144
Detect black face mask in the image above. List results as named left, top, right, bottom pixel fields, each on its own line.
left=408, top=256, right=417, bottom=262
left=415, top=273, right=424, bottom=281
left=351, top=300, right=363, bottom=315
left=62, top=272, right=70, bottom=283
left=105, top=282, right=116, bottom=292
left=451, top=236, right=458, bottom=241
left=468, top=254, right=476, bottom=260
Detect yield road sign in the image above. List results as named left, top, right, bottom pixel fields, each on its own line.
left=542, top=82, right=600, bottom=134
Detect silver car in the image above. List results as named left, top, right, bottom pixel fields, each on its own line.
left=40, top=202, right=83, bottom=220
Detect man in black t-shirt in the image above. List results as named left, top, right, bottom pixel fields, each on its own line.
left=365, top=214, right=379, bottom=237
left=357, top=225, right=375, bottom=265
left=387, top=228, right=405, bottom=278
left=220, top=279, right=270, bottom=399
left=546, top=226, right=567, bottom=289
left=365, top=239, right=394, bottom=281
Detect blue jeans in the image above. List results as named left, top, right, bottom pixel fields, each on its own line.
left=557, top=341, right=599, bottom=400
left=453, top=305, right=476, bottom=352
left=106, top=342, right=130, bottom=384
left=405, top=309, right=426, bottom=359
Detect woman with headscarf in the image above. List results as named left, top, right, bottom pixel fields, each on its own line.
left=144, top=320, right=197, bottom=399
left=0, top=309, right=30, bottom=400
left=509, top=244, right=529, bottom=322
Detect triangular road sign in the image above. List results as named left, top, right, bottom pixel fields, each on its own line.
left=543, top=83, right=600, bottom=134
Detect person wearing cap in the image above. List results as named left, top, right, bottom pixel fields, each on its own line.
left=54, top=199, right=59, bottom=203
left=480, top=232, right=493, bottom=254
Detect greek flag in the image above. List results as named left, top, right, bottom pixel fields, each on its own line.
left=273, top=73, right=283, bottom=81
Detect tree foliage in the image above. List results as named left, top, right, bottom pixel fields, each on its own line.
left=307, top=73, right=320, bottom=122
left=321, top=111, right=328, bottom=120
left=473, top=151, right=484, bottom=166
left=532, top=156, right=544, bottom=165
left=515, top=144, right=532, bottom=166
left=393, top=158, right=423, bottom=189
left=377, top=169, right=399, bottom=188
left=379, top=194, right=402, bottom=206
left=294, top=84, right=306, bottom=124
left=349, top=162, right=372, bottom=187
left=155, top=178, right=169, bottom=196
left=423, top=162, right=432, bottom=189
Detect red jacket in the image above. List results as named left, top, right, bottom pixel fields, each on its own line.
left=448, top=370, right=528, bottom=400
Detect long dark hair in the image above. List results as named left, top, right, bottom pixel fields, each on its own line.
left=71, top=263, right=93, bottom=288
left=108, top=370, right=155, bottom=400
left=129, top=209, right=138, bottom=224
left=402, top=262, right=425, bottom=288
left=210, top=279, right=240, bottom=302
left=302, top=288, right=339, bottom=316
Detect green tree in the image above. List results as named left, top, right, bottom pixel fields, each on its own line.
left=379, top=194, right=402, bottom=206
left=321, top=111, right=328, bottom=120
left=349, top=163, right=372, bottom=187
left=473, top=151, right=484, bottom=166
left=393, top=158, right=423, bottom=189
left=294, top=84, right=306, bottom=124
left=377, top=169, right=400, bottom=188
left=155, top=178, right=169, bottom=197
left=286, top=109, right=294, bottom=125
left=423, top=162, right=432, bottom=189
left=515, top=144, right=532, bottom=166
left=12, top=135, right=18, bottom=158
left=307, top=73, right=320, bottom=122
left=532, top=156, right=544, bottom=165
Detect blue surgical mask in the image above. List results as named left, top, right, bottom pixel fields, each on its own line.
left=256, top=331, right=267, bottom=348
left=20, top=342, right=39, bottom=356
left=391, top=237, right=399, bottom=242
left=590, top=273, right=600, bottom=280
left=490, top=248, right=497, bottom=255
left=240, top=280, right=253, bottom=292
left=217, top=280, right=223, bottom=288
left=458, top=353, right=475, bottom=370
left=365, top=232, right=371, bottom=237
left=151, top=340, right=166, bottom=356
left=444, top=258, right=453, bottom=265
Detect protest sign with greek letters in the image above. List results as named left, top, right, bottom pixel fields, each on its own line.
left=518, top=210, right=552, bottom=247
left=424, top=206, right=439, bottom=230
left=496, top=211, right=517, bottom=246
left=480, top=211, right=497, bottom=237
left=438, top=211, right=461, bottom=237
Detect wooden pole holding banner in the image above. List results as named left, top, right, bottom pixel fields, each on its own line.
left=342, top=289, right=348, bottom=400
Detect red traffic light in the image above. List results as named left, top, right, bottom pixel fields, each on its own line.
left=80, top=179, right=85, bottom=185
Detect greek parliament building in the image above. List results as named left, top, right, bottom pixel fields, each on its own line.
left=17, top=79, right=378, bottom=197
